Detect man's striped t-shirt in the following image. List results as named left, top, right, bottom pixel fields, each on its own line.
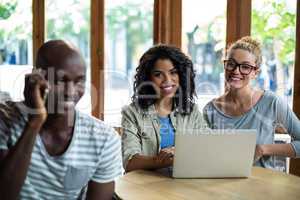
left=0, top=102, right=123, bottom=199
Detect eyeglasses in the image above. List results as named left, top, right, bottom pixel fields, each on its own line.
left=223, top=58, right=257, bottom=75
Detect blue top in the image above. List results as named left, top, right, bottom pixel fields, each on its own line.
left=203, top=90, right=300, bottom=169
left=159, top=116, right=175, bottom=149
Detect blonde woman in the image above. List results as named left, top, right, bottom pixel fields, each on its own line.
left=203, top=36, right=300, bottom=169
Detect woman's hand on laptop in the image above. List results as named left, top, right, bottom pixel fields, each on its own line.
left=155, top=147, right=174, bottom=167
left=160, top=147, right=175, bottom=156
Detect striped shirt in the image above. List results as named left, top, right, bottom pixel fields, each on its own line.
left=0, top=101, right=123, bottom=200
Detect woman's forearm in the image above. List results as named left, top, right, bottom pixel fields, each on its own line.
left=262, top=143, right=296, bottom=157
left=125, top=154, right=172, bottom=172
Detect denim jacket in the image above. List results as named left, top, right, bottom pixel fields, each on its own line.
left=121, top=103, right=208, bottom=168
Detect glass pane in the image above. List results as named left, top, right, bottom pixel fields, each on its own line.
left=0, top=0, right=33, bottom=101
left=182, top=0, right=227, bottom=110
left=46, top=0, right=91, bottom=114
left=105, top=0, right=153, bottom=126
left=252, top=0, right=296, bottom=106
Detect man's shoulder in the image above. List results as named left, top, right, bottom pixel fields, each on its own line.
left=0, top=91, right=11, bottom=103
left=76, top=110, right=118, bottom=138
left=0, top=102, right=26, bottom=149
left=77, top=111, right=108, bottom=128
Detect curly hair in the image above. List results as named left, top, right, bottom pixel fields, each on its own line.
left=132, top=44, right=196, bottom=115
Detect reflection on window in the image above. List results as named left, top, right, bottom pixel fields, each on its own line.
left=182, top=0, right=227, bottom=110
left=0, top=0, right=33, bottom=101
left=252, top=0, right=296, bottom=106
left=105, top=0, right=153, bottom=125
left=46, top=0, right=91, bottom=114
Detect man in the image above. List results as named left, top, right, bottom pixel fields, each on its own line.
left=0, top=40, right=123, bottom=199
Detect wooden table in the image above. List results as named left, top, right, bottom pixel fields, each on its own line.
left=116, top=167, right=300, bottom=200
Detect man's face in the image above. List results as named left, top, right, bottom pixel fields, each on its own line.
left=45, top=55, right=86, bottom=114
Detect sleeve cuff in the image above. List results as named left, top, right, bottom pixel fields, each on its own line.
left=290, top=141, right=300, bottom=157
left=91, top=169, right=124, bottom=184
left=123, top=152, right=140, bottom=170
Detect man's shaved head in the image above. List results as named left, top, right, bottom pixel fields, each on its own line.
left=35, top=40, right=85, bottom=70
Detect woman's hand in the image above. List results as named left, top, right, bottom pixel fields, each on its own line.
left=161, top=146, right=175, bottom=154
left=254, top=144, right=264, bottom=162
left=155, top=147, right=174, bottom=167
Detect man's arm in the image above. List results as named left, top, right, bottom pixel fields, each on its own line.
left=86, top=181, right=115, bottom=200
left=0, top=121, right=43, bottom=199
left=86, top=126, right=123, bottom=200
left=0, top=73, right=48, bottom=200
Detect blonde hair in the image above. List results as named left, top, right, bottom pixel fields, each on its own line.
left=227, top=36, right=262, bottom=67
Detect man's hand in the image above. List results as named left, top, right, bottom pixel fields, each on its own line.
left=24, top=72, right=49, bottom=125
left=0, top=72, right=49, bottom=199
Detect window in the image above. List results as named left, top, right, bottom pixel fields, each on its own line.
left=252, top=0, right=296, bottom=106
left=104, top=0, right=153, bottom=125
left=0, top=0, right=33, bottom=101
left=46, top=0, right=91, bottom=114
left=182, top=0, right=227, bottom=110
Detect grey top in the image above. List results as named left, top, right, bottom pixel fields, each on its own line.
left=203, top=90, right=300, bottom=169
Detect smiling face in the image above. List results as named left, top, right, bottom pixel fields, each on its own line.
left=36, top=40, right=86, bottom=114
left=225, top=49, right=259, bottom=90
left=150, top=59, right=179, bottom=100
left=45, top=54, right=86, bottom=113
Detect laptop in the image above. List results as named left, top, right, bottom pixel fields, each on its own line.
left=172, top=129, right=257, bottom=178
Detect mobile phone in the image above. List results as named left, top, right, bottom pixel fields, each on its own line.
left=42, top=88, right=49, bottom=103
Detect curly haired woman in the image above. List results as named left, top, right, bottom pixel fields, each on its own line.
left=121, top=44, right=207, bottom=172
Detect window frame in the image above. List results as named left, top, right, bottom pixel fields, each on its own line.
left=31, top=0, right=300, bottom=176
